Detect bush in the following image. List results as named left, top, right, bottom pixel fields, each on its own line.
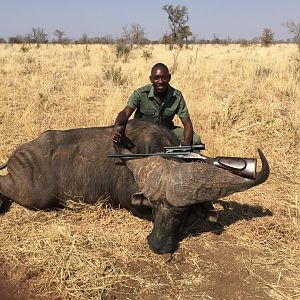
left=141, top=49, right=153, bottom=61
left=260, top=28, right=274, bottom=47
left=115, top=41, right=131, bottom=62
left=103, top=65, right=127, bottom=86
left=20, top=44, right=30, bottom=53
left=255, top=66, right=272, bottom=78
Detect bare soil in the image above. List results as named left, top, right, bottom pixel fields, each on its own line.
left=104, top=237, right=274, bottom=300
left=0, top=200, right=293, bottom=300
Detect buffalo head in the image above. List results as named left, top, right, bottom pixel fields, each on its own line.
left=123, top=149, right=269, bottom=253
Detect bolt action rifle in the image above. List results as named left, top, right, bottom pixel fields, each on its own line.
left=108, top=143, right=257, bottom=180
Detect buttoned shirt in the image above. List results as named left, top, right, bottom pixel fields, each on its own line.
left=126, top=84, right=190, bottom=128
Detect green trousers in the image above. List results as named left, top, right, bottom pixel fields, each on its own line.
left=170, top=126, right=201, bottom=145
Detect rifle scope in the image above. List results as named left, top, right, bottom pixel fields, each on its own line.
left=164, top=143, right=205, bottom=153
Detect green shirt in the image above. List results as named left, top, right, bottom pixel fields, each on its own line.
left=126, top=84, right=190, bottom=128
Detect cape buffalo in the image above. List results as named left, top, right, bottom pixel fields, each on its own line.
left=0, top=120, right=269, bottom=254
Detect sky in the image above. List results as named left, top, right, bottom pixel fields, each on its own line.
left=0, top=0, right=299, bottom=41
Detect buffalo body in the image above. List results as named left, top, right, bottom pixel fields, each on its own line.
left=0, top=120, right=269, bottom=253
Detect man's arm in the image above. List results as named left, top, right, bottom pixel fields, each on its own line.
left=181, top=116, right=194, bottom=145
left=175, top=92, right=194, bottom=145
left=111, top=106, right=135, bottom=143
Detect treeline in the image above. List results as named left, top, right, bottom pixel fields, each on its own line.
left=0, top=31, right=294, bottom=46
left=0, top=4, right=298, bottom=50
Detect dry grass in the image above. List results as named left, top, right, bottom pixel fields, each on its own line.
left=0, top=44, right=299, bottom=299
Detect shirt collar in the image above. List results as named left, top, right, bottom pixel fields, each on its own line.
left=148, top=85, right=175, bottom=102
left=148, top=85, right=155, bottom=98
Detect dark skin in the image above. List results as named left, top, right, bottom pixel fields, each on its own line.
left=112, top=65, right=194, bottom=145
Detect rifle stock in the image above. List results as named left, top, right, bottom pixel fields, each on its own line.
left=211, top=156, right=257, bottom=180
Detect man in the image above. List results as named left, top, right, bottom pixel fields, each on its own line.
left=111, top=63, right=201, bottom=146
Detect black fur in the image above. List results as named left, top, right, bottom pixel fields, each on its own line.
left=1, top=120, right=191, bottom=253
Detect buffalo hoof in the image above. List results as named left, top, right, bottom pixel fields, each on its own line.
left=206, top=210, right=219, bottom=223
left=0, top=197, right=12, bottom=214
left=131, top=192, right=151, bottom=207
left=184, top=202, right=217, bottom=227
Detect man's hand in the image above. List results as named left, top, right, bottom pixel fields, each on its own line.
left=111, top=126, right=125, bottom=143
left=111, top=107, right=135, bottom=143
left=111, top=125, right=135, bottom=150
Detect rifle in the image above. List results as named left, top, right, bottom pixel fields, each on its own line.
left=108, top=143, right=257, bottom=180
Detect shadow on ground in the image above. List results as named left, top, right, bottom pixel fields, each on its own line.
left=181, top=199, right=272, bottom=239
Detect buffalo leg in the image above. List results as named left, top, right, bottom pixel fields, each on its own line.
left=183, top=202, right=218, bottom=228
left=0, top=174, right=58, bottom=210
left=0, top=175, right=19, bottom=203
left=0, top=194, right=12, bottom=213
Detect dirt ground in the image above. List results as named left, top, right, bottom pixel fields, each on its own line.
left=0, top=198, right=295, bottom=300
left=106, top=237, right=275, bottom=300
left=0, top=233, right=274, bottom=300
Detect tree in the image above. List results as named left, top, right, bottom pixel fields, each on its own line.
left=121, top=24, right=146, bottom=47
left=53, top=29, right=69, bottom=44
left=260, top=28, right=274, bottom=47
left=161, top=32, right=172, bottom=49
left=32, top=27, right=48, bottom=45
left=77, top=33, right=89, bottom=44
left=178, top=25, right=192, bottom=48
left=162, top=4, right=191, bottom=49
left=8, top=35, right=24, bottom=44
left=283, top=21, right=300, bottom=51
left=23, top=33, right=33, bottom=43
left=212, top=33, right=220, bottom=44
left=130, top=24, right=146, bottom=45
left=99, top=35, right=115, bottom=44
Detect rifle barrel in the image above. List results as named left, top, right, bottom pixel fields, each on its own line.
left=164, top=144, right=205, bottom=152
left=108, top=152, right=189, bottom=158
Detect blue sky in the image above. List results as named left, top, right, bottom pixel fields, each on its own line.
left=0, top=0, right=299, bottom=40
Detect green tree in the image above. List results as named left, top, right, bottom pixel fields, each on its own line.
left=161, top=32, right=172, bottom=49
left=178, top=25, right=192, bottom=48
left=162, top=4, right=191, bottom=49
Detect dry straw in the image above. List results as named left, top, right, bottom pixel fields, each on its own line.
left=0, top=44, right=299, bottom=299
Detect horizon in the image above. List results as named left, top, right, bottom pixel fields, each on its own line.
left=0, top=0, right=299, bottom=41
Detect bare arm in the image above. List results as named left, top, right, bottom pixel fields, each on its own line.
left=181, top=117, right=194, bottom=145
left=111, top=106, right=135, bottom=143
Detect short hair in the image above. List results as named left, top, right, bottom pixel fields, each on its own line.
left=151, top=63, right=169, bottom=74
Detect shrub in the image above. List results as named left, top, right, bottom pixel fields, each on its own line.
left=260, top=28, right=274, bottom=47
left=103, top=65, right=127, bottom=86
left=115, top=41, right=131, bottom=62
left=141, top=49, right=153, bottom=61
left=20, top=44, right=30, bottom=53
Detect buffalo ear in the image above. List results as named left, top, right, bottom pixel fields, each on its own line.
left=131, top=192, right=152, bottom=207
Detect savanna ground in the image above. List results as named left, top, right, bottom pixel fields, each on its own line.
left=0, top=43, right=299, bottom=299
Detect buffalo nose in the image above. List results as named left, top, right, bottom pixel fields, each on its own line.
left=147, top=233, right=178, bottom=254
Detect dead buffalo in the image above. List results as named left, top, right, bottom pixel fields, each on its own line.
left=0, top=120, right=269, bottom=254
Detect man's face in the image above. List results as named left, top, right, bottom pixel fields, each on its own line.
left=150, top=67, right=170, bottom=96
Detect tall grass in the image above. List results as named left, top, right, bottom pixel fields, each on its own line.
left=0, top=44, right=299, bottom=299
